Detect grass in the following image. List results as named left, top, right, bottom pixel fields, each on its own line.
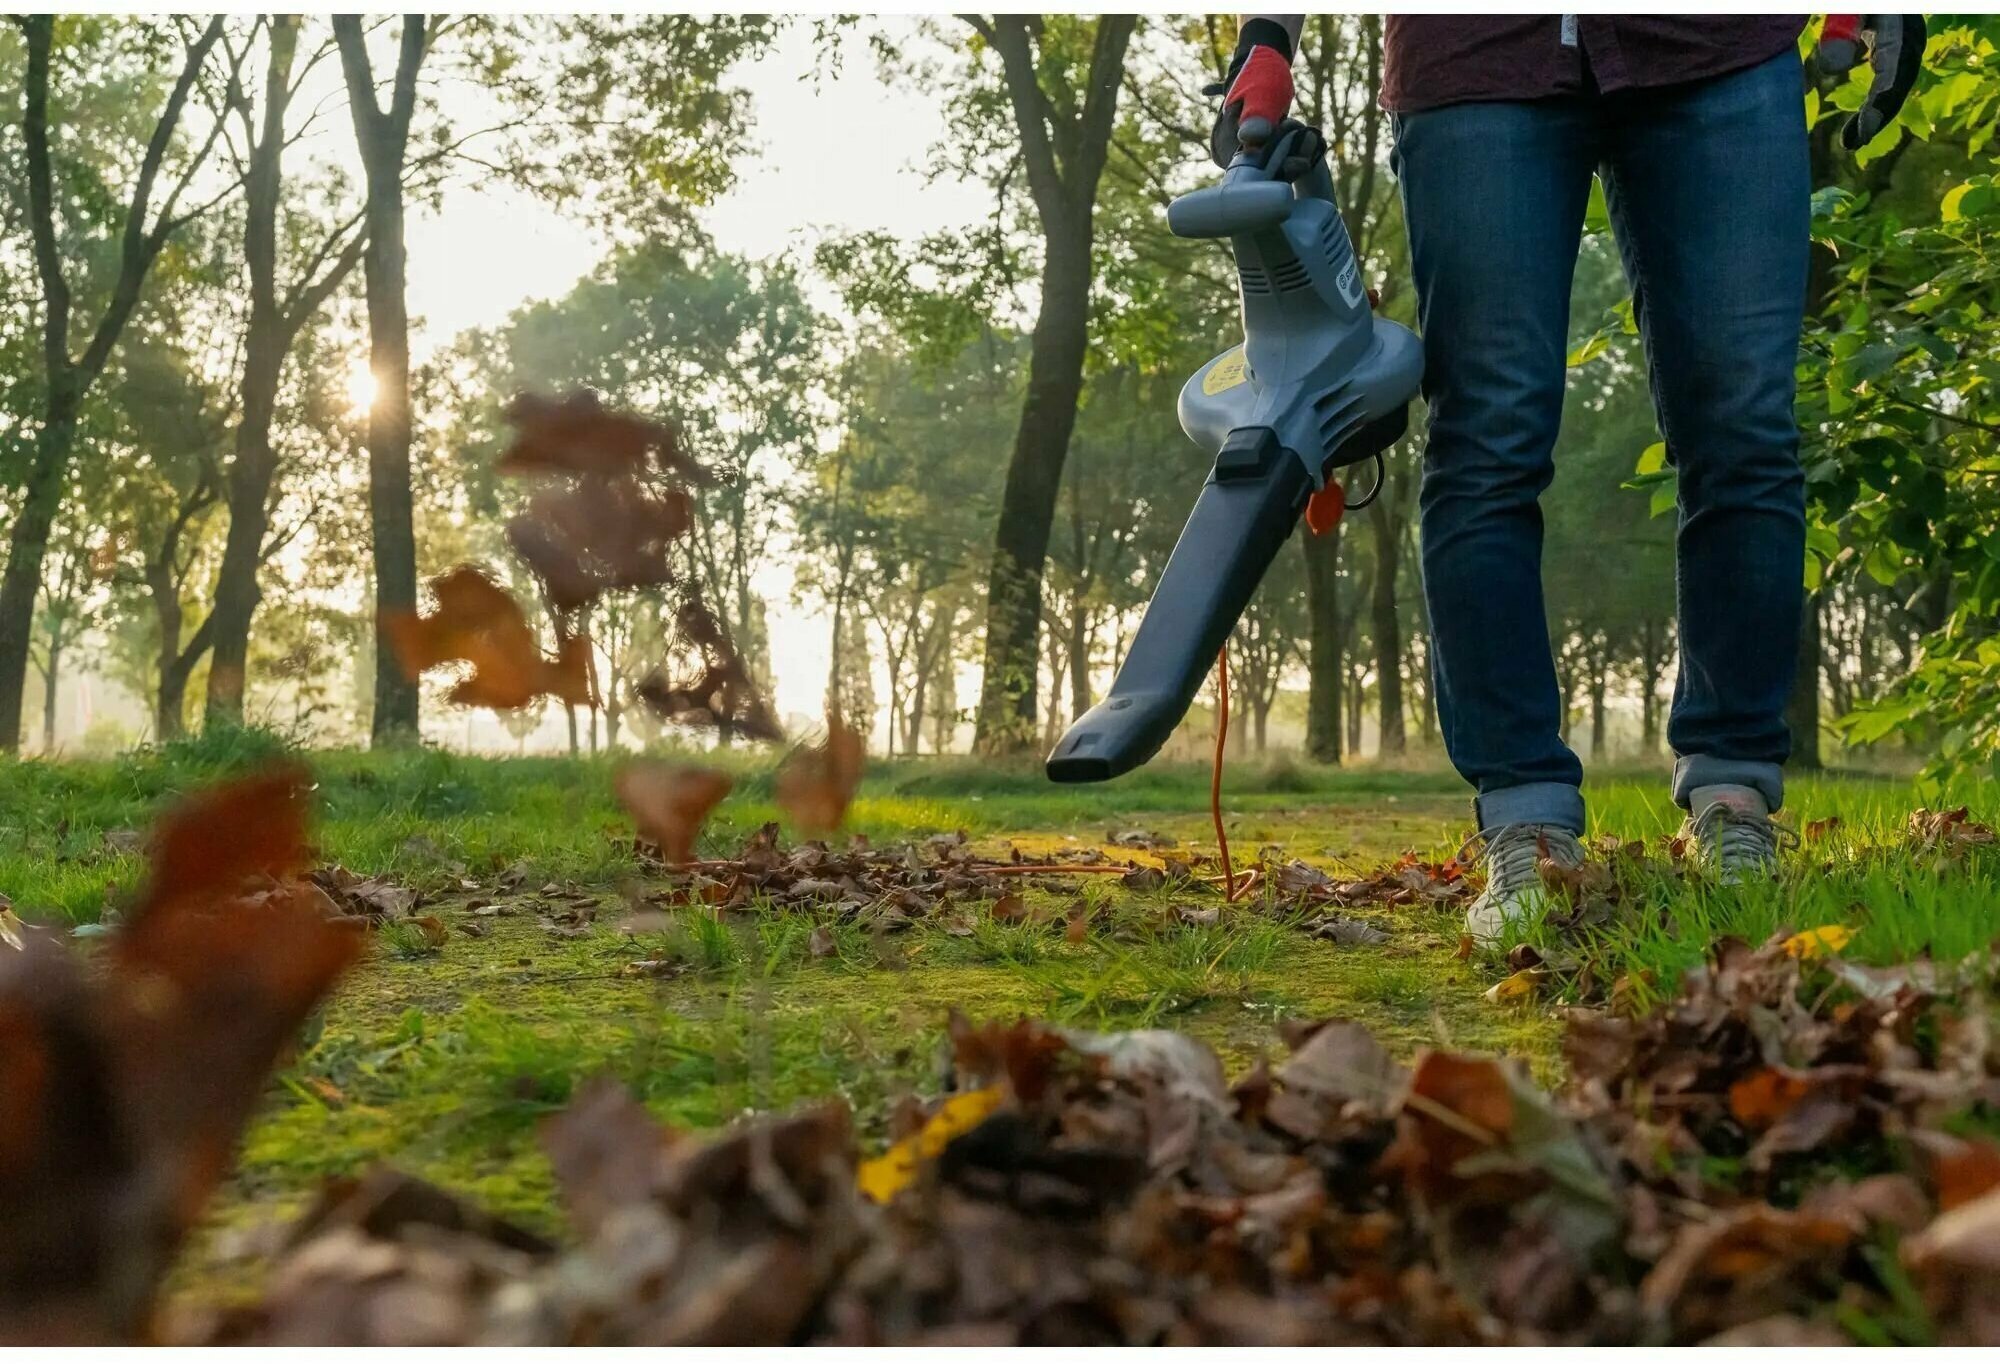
left=4, top=734, right=1995, bottom=1303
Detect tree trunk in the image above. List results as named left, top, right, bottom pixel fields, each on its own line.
left=359, top=177, right=419, bottom=742
left=0, top=404, right=77, bottom=750
left=1068, top=606, right=1091, bottom=723
left=336, top=16, right=426, bottom=747
left=906, top=657, right=928, bottom=757
left=973, top=230, right=1094, bottom=752
left=969, top=14, right=1134, bottom=753
left=1299, top=524, right=1343, bottom=762
left=1368, top=493, right=1406, bottom=756
left=1589, top=654, right=1609, bottom=760
left=1784, top=594, right=1823, bottom=770
left=40, top=633, right=61, bottom=752
left=1345, top=660, right=1365, bottom=755
left=206, top=18, right=307, bottom=725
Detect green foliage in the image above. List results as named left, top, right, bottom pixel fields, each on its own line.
left=1799, top=21, right=2000, bottom=774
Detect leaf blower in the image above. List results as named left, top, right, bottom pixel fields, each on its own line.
left=1046, top=122, right=1422, bottom=783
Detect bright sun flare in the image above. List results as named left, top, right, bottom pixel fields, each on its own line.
left=345, top=363, right=378, bottom=415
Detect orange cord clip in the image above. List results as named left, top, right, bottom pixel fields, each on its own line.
left=1304, top=481, right=1346, bottom=537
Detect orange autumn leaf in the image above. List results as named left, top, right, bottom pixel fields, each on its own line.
left=1934, top=1138, right=2000, bottom=1212
left=384, top=566, right=594, bottom=711
left=1728, top=1067, right=1812, bottom=1130
left=615, top=763, right=734, bottom=865
left=775, top=718, right=866, bottom=837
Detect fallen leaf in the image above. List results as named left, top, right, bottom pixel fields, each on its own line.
left=1307, top=915, right=1389, bottom=946
left=1120, top=865, right=1167, bottom=892
left=1485, top=968, right=1549, bottom=1004
left=1933, top=1137, right=2000, bottom=1212
left=1781, top=924, right=1854, bottom=960
left=1728, top=1067, right=1812, bottom=1129
left=1803, top=815, right=1841, bottom=842
left=807, top=925, right=837, bottom=959
left=989, top=893, right=1028, bottom=924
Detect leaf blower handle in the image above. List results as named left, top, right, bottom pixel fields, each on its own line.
left=1816, top=15, right=1927, bottom=151
left=1208, top=16, right=1302, bottom=168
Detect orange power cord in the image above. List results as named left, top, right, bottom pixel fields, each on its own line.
left=1212, top=645, right=1250, bottom=902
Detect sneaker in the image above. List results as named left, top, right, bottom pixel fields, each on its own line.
left=1459, top=823, right=1586, bottom=946
left=1685, top=784, right=1794, bottom=883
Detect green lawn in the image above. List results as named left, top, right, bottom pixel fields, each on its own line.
left=3, top=735, right=1995, bottom=1302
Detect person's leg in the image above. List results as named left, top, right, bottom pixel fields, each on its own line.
left=1393, top=99, right=1598, bottom=834
left=1597, top=51, right=1810, bottom=815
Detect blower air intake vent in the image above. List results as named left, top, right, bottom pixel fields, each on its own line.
left=1238, top=266, right=1271, bottom=296
left=1272, top=258, right=1312, bottom=292
left=1320, top=217, right=1345, bottom=263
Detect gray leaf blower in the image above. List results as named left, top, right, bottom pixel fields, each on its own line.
left=1046, top=122, right=1422, bottom=783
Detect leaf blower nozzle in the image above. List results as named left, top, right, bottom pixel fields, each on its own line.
left=1046, top=123, right=1423, bottom=784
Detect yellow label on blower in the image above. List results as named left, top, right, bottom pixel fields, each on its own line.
left=1202, top=346, right=1249, bottom=395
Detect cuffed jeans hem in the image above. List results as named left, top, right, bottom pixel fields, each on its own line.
left=1672, top=755, right=1785, bottom=812
left=1474, top=781, right=1586, bottom=835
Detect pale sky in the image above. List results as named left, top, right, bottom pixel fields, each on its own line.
left=403, top=18, right=995, bottom=732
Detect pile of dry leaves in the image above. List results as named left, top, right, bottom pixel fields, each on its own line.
left=7, top=766, right=2000, bottom=1345
left=155, top=924, right=2000, bottom=1347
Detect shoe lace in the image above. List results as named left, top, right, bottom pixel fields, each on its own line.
left=1456, top=824, right=1580, bottom=899
left=1689, top=801, right=1797, bottom=865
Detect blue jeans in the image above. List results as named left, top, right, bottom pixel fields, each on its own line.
left=1391, top=51, right=1810, bottom=834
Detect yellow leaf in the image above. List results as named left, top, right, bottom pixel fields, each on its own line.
left=1782, top=924, right=1855, bottom=960
left=1943, top=182, right=1972, bottom=222
left=1484, top=968, right=1548, bottom=1004
left=854, top=1085, right=1003, bottom=1203
left=0, top=907, right=21, bottom=951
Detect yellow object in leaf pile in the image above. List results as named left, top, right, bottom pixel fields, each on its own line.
left=1781, top=924, right=1856, bottom=960
left=855, top=1085, right=1004, bottom=1203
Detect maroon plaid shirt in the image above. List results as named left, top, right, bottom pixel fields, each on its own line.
left=1380, top=15, right=1806, bottom=113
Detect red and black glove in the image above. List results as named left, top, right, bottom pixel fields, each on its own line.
left=1819, top=15, right=1927, bottom=150
left=1207, top=19, right=1296, bottom=168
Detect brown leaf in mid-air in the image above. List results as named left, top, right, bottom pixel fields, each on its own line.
left=0, top=766, right=363, bottom=1342
left=506, top=478, right=694, bottom=612
left=383, top=567, right=594, bottom=711
left=775, top=719, right=867, bottom=837
left=635, top=663, right=784, bottom=745
left=615, top=764, right=733, bottom=865
left=497, top=390, right=697, bottom=482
